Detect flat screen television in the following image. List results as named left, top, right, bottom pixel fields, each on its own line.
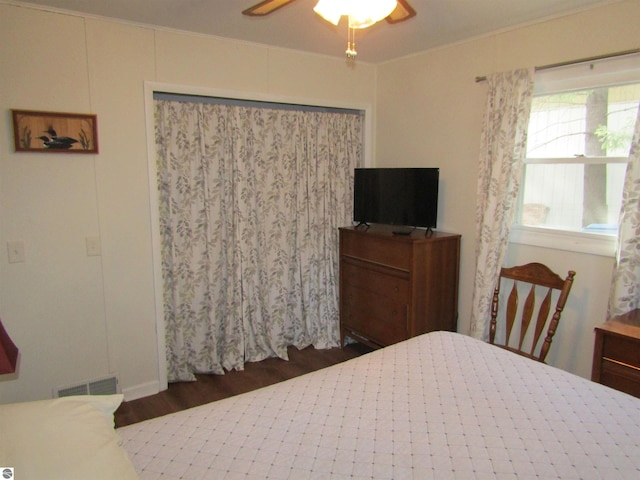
left=353, top=167, right=439, bottom=232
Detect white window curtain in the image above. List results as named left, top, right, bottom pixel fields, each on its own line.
left=155, top=98, right=363, bottom=382
left=470, top=68, right=535, bottom=340
left=608, top=106, right=640, bottom=318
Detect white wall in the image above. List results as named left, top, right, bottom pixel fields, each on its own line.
left=375, top=0, right=640, bottom=379
left=0, top=1, right=376, bottom=403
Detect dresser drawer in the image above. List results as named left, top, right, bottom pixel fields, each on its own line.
left=602, top=333, right=640, bottom=367
left=342, top=259, right=409, bottom=302
left=342, top=286, right=408, bottom=346
left=341, top=232, right=412, bottom=270
left=600, top=359, right=640, bottom=398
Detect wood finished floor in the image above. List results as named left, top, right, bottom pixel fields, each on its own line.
left=115, top=342, right=372, bottom=428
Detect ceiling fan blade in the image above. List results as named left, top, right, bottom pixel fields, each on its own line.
left=242, top=0, right=298, bottom=16
left=385, top=0, right=417, bottom=24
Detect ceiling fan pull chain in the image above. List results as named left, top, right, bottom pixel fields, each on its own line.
left=346, top=23, right=357, bottom=60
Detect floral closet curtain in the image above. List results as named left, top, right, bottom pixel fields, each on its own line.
left=155, top=99, right=363, bottom=382
left=608, top=107, right=640, bottom=318
left=469, top=68, right=534, bottom=340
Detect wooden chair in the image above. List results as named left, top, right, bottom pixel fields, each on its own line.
left=489, top=262, right=576, bottom=363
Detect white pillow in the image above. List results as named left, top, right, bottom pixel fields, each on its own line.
left=0, top=394, right=139, bottom=480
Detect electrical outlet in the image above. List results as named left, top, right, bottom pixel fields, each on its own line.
left=7, top=240, right=25, bottom=263
left=86, top=236, right=101, bottom=256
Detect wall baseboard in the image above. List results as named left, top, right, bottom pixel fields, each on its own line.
left=121, top=380, right=162, bottom=402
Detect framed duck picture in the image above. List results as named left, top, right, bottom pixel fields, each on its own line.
left=11, top=109, right=98, bottom=154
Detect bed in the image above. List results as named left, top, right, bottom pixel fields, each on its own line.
left=118, top=331, right=640, bottom=479
left=3, top=331, right=639, bottom=479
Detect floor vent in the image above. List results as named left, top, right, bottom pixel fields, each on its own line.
left=54, top=374, right=119, bottom=398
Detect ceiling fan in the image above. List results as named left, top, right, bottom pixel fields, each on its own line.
left=242, top=0, right=417, bottom=25
left=243, top=0, right=416, bottom=60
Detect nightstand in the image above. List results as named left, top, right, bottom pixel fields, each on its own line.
left=592, top=309, right=640, bottom=398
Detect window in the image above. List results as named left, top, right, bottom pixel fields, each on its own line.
left=512, top=53, right=640, bottom=255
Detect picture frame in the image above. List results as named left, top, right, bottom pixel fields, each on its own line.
left=11, top=109, right=98, bottom=154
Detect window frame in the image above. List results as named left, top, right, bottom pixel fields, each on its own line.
left=511, top=53, right=640, bottom=257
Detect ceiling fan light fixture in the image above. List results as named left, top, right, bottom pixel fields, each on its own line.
left=313, top=0, right=341, bottom=25
left=243, top=0, right=414, bottom=62
left=313, top=0, right=397, bottom=28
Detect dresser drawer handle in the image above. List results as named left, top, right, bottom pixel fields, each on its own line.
left=394, top=286, right=399, bottom=293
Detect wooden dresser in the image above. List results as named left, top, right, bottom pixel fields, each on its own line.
left=592, top=309, right=640, bottom=398
left=339, top=225, right=460, bottom=349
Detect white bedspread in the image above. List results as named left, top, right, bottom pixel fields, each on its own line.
left=118, top=331, right=640, bottom=479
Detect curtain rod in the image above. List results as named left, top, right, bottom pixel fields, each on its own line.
left=474, top=48, right=640, bottom=83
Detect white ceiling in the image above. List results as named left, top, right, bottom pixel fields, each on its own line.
left=16, top=0, right=618, bottom=63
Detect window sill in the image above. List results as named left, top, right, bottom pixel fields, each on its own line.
left=509, top=225, right=617, bottom=257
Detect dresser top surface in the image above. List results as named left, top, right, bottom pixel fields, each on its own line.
left=340, top=225, right=460, bottom=242
left=596, top=309, right=640, bottom=339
